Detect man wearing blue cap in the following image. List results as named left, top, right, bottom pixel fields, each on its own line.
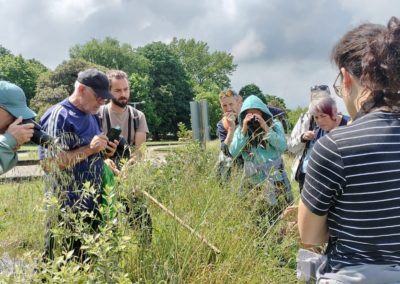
left=39, top=68, right=118, bottom=261
left=0, top=81, right=35, bottom=174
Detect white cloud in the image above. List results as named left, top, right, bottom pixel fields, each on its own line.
left=231, top=30, right=265, bottom=62
left=1, top=0, right=400, bottom=113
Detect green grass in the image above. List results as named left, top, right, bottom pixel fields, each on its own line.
left=17, top=144, right=39, bottom=160
left=0, top=141, right=302, bottom=283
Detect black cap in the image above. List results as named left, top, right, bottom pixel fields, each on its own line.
left=77, top=69, right=113, bottom=99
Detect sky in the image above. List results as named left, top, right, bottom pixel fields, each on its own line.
left=1, top=0, right=399, bottom=112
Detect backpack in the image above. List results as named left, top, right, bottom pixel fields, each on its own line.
left=101, top=105, right=139, bottom=145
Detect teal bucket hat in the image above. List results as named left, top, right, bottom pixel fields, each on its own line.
left=0, top=81, right=36, bottom=119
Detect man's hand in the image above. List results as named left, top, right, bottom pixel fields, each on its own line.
left=224, top=112, right=236, bottom=130
left=89, top=134, right=109, bottom=154
left=6, top=117, right=34, bottom=149
left=104, top=139, right=118, bottom=158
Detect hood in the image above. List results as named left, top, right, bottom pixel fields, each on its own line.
left=239, top=95, right=273, bottom=125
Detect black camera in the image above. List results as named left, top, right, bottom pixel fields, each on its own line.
left=22, top=119, right=54, bottom=147
left=248, top=116, right=261, bottom=133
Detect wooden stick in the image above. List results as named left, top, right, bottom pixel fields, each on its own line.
left=138, top=188, right=221, bottom=255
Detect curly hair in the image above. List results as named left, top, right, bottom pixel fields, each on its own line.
left=331, top=17, right=400, bottom=113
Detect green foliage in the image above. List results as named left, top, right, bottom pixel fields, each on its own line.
left=0, top=54, right=48, bottom=104
left=31, top=58, right=106, bottom=117
left=0, top=45, right=12, bottom=57
left=195, top=91, right=221, bottom=138
left=170, top=38, right=237, bottom=92
left=69, top=37, right=150, bottom=75
left=138, top=42, right=194, bottom=140
left=177, top=122, right=191, bottom=139
left=129, top=73, right=161, bottom=133
left=239, top=84, right=288, bottom=113
left=265, top=94, right=287, bottom=110
left=287, top=106, right=308, bottom=131
left=239, top=83, right=267, bottom=104
left=0, top=143, right=300, bottom=283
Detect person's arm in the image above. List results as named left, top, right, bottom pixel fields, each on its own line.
left=264, top=119, right=287, bottom=153
left=298, top=135, right=345, bottom=246
left=0, top=133, right=18, bottom=174
left=0, top=117, right=34, bottom=174
left=134, top=131, right=146, bottom=150
left=43, top=134, right=109, bottom=171
left=130, top=131, right=146, bottom=160
left=298, top=199, right=329, bottom=245
left=229, top=126, right=249, bottom=158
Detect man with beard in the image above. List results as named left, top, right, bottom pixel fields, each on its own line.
left=99, top=70, right=149, bottom=170
left=99, top=70, right=152, bottom=246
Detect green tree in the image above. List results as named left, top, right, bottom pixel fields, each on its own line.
left=32, top=58, right=105, bottom=117
left=239, top=83, right=267, bottom=104
left=170, top=38, right=236, bottom=93
left=0, top=45, right=11, bottom=57
left=265, top=94, right=287, bottom=110
left=138, top=42, right=194, bottom=140
left=0, top=54, right=48, bottom=105
left=129, top=73, right=161, bottom=134
left=287, top=106, right=308, bottom=132
left=69, top=37, right=150, bottom=75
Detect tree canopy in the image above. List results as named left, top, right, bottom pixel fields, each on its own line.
left=138, top=42, right=194, bottom=140
left=0, top=54, right=48, bottom=104
left=170, top=38, right=236, bottom=93
left=69, top=37, right=150, bottom=75
left=31, top=58, right=106, bottom=118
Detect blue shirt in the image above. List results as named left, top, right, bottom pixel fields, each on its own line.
left=40, top=99, right=103, bottom=211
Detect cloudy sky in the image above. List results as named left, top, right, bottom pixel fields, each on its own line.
left=1, top=0, right=398, bottom=112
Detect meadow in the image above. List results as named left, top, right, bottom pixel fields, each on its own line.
left=0, top=141, right=302, bottom=283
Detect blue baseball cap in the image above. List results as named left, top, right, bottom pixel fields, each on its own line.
left=0, top=81, right=36, bottom=119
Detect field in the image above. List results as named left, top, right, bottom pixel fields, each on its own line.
left=0, top=141, right=302, bottom=283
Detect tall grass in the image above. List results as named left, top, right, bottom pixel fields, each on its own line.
left=0, top=141, right=301, bottom=283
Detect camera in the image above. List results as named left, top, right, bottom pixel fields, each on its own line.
left=247, top=116, right=261, bottom=133
left=22, top=119, right=54, bottom=147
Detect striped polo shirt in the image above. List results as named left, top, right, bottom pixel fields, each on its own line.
left=302, top=111, right=400, bottom=272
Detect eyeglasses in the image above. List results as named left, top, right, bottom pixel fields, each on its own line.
left=333, top=72, right=342, bottom=98
left=310, top=85, right=329, bottom=92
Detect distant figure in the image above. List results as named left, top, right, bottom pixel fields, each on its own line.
left=215, top=89, right=243, bottom=180
left=99, top=70, right=149, bottom=170
left=40, top=68, right=117, bottom=261
left=298, top=17, right=400, bottom=283
left=287, top=85, right=331, bottom=192
left=0, top=81, right=34, bottom=174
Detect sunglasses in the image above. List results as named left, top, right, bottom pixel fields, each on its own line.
left=219, top=89, right=238, bottom=98
left=310, top=85, right=329, bottom=92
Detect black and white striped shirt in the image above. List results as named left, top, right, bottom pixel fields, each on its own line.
left=302, top=111, right=400, bottom=272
